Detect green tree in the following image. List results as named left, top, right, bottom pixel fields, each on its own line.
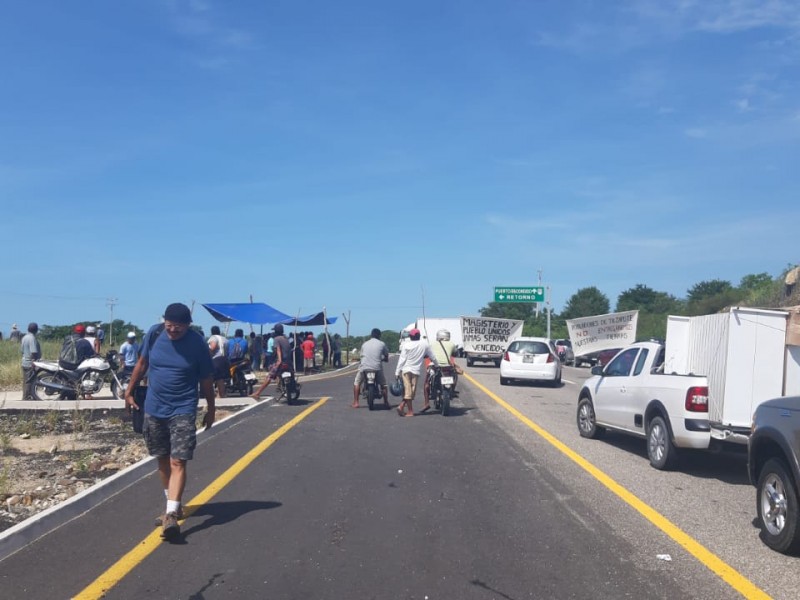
left=561, top=287, right=610, bottom=320
left=479, top=302, right=535, bottom=321
left=686, top=279, right=742, bottom=315
left=616, top=284, right=680, bottom=314
left=739, top=272, right=773, bottom=293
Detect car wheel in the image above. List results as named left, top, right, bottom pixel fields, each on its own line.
left=500, top=377, right=509, bottom=386
left=757, top=458, right=800, bottom=554
left=647, top=415, right=677, bottom=470
left=577, top=397, right=604, bottom=439
left=551, top=371, right=562, bottom=387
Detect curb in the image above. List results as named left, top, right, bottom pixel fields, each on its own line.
left=0, top=399, right=270, bottom=563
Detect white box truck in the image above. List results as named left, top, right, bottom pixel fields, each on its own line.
left=403, top=318, right=464, bottom=355
left=665, top=307, right=800, bottom=444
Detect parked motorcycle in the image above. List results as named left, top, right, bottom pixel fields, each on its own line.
left=227, top=358, right=257, bottom=397
left=359, top=369, right=383, bottom=411
left=275, top=363, right=300, bottom=404
left=32, top=351, right=127, bottom=401
left=428, top=364, right=457, bottom=416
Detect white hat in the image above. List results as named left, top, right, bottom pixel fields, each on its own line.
left=127, top=331, right=136, bottom=338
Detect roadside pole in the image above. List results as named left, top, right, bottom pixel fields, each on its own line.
left=342, top=310, right=351, bottom=364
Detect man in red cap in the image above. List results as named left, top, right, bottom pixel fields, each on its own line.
left=394, top=328, right=438, bottom=416
left=57, top=324, right=97, bottom=398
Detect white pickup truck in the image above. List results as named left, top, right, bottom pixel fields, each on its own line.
left=576, top=341, right=710, bottom=470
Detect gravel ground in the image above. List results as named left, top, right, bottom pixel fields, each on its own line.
left=0, top=407, right=241, bottom=533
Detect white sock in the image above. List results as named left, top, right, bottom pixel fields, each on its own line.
left=166, top=499, right=181, bottom=514
left=163, top=489, right=169, bottom=499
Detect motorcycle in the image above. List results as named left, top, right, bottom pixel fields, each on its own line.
left=360, top=369, right=383, bottom=411
left=275, top=363, right=300, bottom=405
left=227, top=358, right=258, bottom=397
left=427, top=364, right=457, bottom=416
left=32, top=350, right=127, bottom=401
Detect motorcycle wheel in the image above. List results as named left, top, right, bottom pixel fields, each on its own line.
left=33, top=372, right=61, bottom=401
left=286, top=378, right=296, bottom=405
left=367, top=385, right=375, bottom=411
left=111, top=374, right=130, bottom=401
left=247, top=381, right=254, bottom=397
left=441, top=388, right=451, bottom=416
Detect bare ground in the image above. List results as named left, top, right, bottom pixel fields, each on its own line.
left=0, top=407, right=241, bottom=533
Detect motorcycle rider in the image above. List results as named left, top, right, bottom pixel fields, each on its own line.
left=422, top=329, right=462, bottom=413
left=352, top=328, right=390, bottom=409
left=226, top=328, right=249, bottom=364
left=250, top=323, right=293, bottom=400
left=59, top=324, right=96, bottom=399
left=207, top=325, right=229, bottom=398
left=59, top=324, right=95, bottom=370
left=85, top=325, right=101, bottom=355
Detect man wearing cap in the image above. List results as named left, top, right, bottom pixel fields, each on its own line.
left=124, top=303, right=215, bottom=542
left=394, top=328, right=438, bottom=416
left=9, top=324, right=23, bottom=343
left=21, top=323, right=41, bottom=400
left=119, top=331, right=139, bottom=376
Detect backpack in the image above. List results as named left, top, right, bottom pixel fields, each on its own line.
left=59, top=335, right=79, bottom=370
left=229, top=338, right=245, bottom=360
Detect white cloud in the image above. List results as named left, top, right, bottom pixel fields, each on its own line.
left=734, top=98, right=752, bottom=112
left=684, top=127, right=708, bottom=138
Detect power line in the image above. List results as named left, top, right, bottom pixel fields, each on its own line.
left=0, top=289, right=108, bottom=301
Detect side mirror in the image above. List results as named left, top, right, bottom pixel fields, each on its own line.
left=590, top=365, right=604, bottom=376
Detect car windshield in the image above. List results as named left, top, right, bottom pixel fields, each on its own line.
left=508, top=341, right=550, bottom=354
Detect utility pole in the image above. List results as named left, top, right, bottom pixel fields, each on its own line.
left=106, top=297, right=118, bottom=347
left=536, top=270, right=543, bottom=319
left=546, top=286, right=552, bottom=339
left=342, top=310, right=351, bottom=365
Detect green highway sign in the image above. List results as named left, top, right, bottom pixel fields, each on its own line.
left=494, top=286, right=545, bottom=303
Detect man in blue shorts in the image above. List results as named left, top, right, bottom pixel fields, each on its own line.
left=124, top=303, right=215, bottom=541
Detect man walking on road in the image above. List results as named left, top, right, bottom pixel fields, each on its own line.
left=20, top=322, right=41, bottom=400
left=124, top=303, right=215, bottom=541
left=395, top=328, right=438, bottom=416
left=353, top=328, right=389, bottom=408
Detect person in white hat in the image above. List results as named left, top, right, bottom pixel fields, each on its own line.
left=119, top=331, right=139, bottom=375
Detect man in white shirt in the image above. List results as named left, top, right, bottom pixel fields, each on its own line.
left=395, top=328, right=438, bottom=416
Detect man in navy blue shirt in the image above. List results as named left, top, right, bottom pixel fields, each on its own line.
left=124, top=303, right=215, bottom=541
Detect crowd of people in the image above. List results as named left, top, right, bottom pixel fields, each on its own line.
left=10, top=310, right=462, bottom=543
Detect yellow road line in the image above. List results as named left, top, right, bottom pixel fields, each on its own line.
left=463, top=373, right=771, bottom=600
left=74, top=397, right=329, bottom=600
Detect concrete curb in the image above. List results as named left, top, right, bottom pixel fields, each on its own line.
left=0, top=399, right=270, bottom=563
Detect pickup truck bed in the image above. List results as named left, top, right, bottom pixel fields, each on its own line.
left=576, top=341, right=710, bottom=470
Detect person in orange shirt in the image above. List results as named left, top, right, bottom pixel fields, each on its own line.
left=300, top=334, right=316, bottom=375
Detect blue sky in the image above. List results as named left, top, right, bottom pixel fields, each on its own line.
left=2, top=0, right=798, bottom=339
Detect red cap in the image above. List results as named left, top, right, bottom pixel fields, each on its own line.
left=409, top=328, right=420, bottom=338
left=306, top=334, right=313, bottom=339
left=74, top=324, right=86, bottom=334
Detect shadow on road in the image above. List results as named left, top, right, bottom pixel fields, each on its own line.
left=596, top=432, right=750, bottom=485
left=181, top=500, right=282, bottom=538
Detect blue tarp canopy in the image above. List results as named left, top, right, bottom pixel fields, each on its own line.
left=202, top=303, right=337, bottom=326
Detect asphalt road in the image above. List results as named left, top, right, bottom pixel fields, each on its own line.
left=0, top=358, right=794, bottom=599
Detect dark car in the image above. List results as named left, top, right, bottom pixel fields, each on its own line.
left=597, top=347, right=623, bottom=367
left=748, top=395, right=800, bottom=554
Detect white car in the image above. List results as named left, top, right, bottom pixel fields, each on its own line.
left=500, top=337, right=562, bottom=386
